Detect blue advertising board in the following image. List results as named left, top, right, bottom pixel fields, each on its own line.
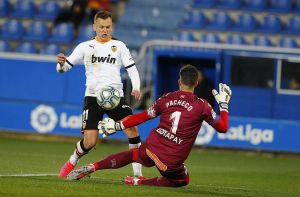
left=196, top=118, right=300, bottom=153
left=1, top=102, right=300, bottom=153
left=0, top=57, right=86, bottom=105
left=1, top=54, right=300, bottom=153
left=0, top=102, right=157, bottom=140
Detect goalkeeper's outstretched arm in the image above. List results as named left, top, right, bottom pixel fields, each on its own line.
left=209, top=83, right=232, bottom=133
left=210, top=111, right=228, bottom=133
left=99, top=83, right=232, bottom=135
left=98, top=111, right=152, bottom=136
left=116, top=111, right=152, bottom=131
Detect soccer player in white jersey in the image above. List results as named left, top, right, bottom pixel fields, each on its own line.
left=56, top=10, right=143, bottom=179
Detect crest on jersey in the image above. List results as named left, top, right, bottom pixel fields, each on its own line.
left=111, top=45, right=117, bottom=52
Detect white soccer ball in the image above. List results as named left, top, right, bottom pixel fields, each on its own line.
left=96, top=86, right=121, bottom=110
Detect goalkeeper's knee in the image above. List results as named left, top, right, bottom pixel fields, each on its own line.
left=170, top=175, right=190, bottom=187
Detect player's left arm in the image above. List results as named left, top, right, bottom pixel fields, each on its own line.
left=205, top=83, right=232, bottom=133
left=121, top=44, right=141, bottom=100
left=210, top=111, right=228, bottom=133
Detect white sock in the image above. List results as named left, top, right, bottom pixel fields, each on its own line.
left=129, top=143, right=142, bottom=177
left=69, top=151, right=79, bottom=165
left=69, top=140, right=87, bottom=165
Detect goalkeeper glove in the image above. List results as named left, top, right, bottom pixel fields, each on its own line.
left=212, top=83, right=232, bottom=112
left=98, top=117, right=124, bottom=137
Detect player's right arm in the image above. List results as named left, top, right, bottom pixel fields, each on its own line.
left=115, top=95, right=165, bottom=130
left=98, top=111, right=152, bottom=136
left=98, top=95, right=166, bottom=136
left=56, top=43, right=85, bottom=73
left=204, top=83, right=232, bottom=133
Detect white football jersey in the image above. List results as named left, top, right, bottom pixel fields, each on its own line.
left=63, top=37, right=139, bottom=97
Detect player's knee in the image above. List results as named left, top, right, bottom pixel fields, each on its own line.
left=173, top=175, right=190, bottom=187
left=83, top=130, right=98, bottom=149
left=83, top=138, right=97, bottom=149
left=181, top=175, right=190, bottom=186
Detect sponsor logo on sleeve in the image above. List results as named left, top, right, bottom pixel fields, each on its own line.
left=147, top=106, right=156, bottom=118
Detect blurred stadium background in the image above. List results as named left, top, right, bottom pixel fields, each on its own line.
left=0, top=0, right=300, bottom=196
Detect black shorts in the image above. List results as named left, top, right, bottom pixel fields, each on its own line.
left=81, top=96, right=133, bottom=131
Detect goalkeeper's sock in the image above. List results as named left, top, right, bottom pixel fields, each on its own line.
left=93, top=150, right=133, bottom=170
left=70, top=139, right=90, bottom=165
left=128, top=137, right=142, bottom=177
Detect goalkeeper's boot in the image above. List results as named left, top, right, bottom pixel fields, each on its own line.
left=123, top=176, right=142, bottom=186
left=67, top=164, right=95, bottom=181
left=59, top=161, right=75, bottom=178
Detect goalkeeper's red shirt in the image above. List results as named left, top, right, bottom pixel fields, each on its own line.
left=122, top=90, right=228, bottom=169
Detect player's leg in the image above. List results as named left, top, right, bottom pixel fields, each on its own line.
left=123, top=126, right=143, bottom=178
left=67, top=150, right=133, bottom=180
left=60, top=130, right=97, bottom=177
left=67, top=149, right=135, bottom=180
left=107, top=98, right=143, bottom=178
left=124, top=148, right=189, bottom=187
left=67, top=145, right=154, bottom=180
left=135, top=165, right=190, bottom=187
left=60, top=97, right=104, bottom=178
left=92, top=145, right=154, bottom=170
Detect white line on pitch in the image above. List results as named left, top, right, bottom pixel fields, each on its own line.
left=0, top=173, right=58, bottom=177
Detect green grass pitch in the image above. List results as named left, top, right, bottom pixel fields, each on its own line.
left=0, top=136, right=299, bottom=197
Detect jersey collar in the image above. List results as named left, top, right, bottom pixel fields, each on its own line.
left=95, top=36, right=112, bottom=44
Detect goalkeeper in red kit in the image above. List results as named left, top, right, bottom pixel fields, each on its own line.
left=67, top=64, right=232, bottom=187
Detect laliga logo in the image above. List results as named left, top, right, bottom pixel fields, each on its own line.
left=218, top=124, right=274, bottom=145
left=31, top=105, right=58, bottom=134
left=195, top=122, right=215, bottom=145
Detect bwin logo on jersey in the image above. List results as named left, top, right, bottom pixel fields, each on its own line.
left=195, top=122, right=215, bottom=145
left=31, top=105, right=58, bottom=134
left=91, top=54, right=116, bottom=64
